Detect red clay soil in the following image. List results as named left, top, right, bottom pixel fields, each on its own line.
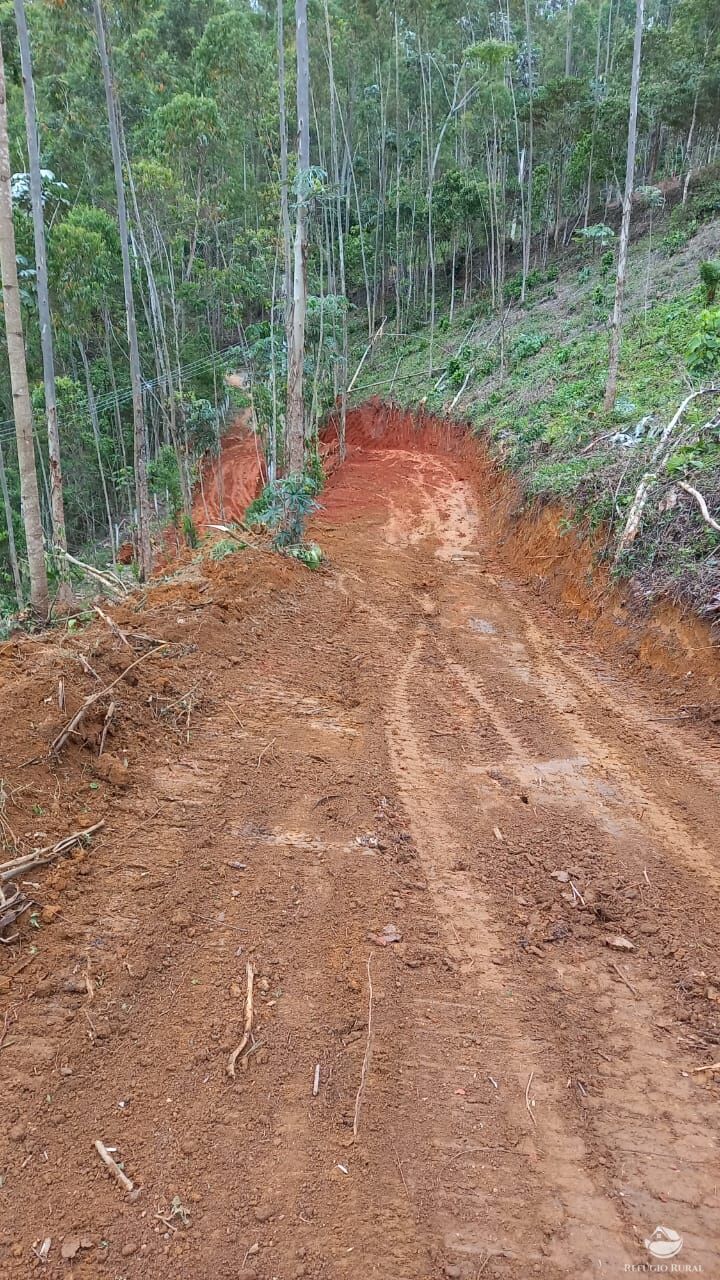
left=193, top=412, right=266, bottom=532
left=1, top=401, right=719, bottom=1280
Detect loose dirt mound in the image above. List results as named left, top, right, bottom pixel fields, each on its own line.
left=0, top=402, right=719, bottom=1279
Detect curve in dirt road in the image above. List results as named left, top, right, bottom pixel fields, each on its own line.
left=0, top=403, right=718, bottom=1280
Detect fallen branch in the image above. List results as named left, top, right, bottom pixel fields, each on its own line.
left=690, top=1060, right=720, bottom=1075
left=353, top=953, right=374, bottom=1139
left=610, top=961, right=638, bottom=998
left=56, top=548, right=128, bottom=596
left=449, top=366, right=473, bottom=412
left=94, top=1139, right=134, bottom=1193
left=347, top=317, right=387, bottom=396
left=525, top=1070, right=537, bottom=1126
left=93, top=604, right=131, bottom=648
left=614, top=387, right=720, bottom=563
left=0, top=821, right=104, bottom=884
left=677, top=481, right=720, bottom=534
left=227, top=961, right=255, bottom=1078
left=98, top=702, right=116, bottom=757
left=49, top=643, right=168, bottom=756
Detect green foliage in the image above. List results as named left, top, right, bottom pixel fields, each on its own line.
left=246, top=473, right=321, bottom=548
left=699, top=260, right=720, bottom=305
left=209, top=537, right=240, bottom=561
left=148, top=445, right=183, bottom=519
left=575, top=224, right=615, bottom=251
left=686, top=309, right=720, bottom=375
left=510, top=331, right=547, bottom=362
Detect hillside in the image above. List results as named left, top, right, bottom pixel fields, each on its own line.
left=349, top=180, right=720, bottom=626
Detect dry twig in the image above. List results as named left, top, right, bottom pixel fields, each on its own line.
left=98, top=702, right=116, bottom=757
left=610, top=961, right=638, bottom=998
left=525, top=1071, right=537, bottom=1126
left=227, top=962, right=255, bottom=1078
left=0, top=821, right=104, bottom=884
left=94, top=1139, right=134, bottom=1193
left=50, top=643, right=167, bottom=756
left=690, top=1061, right=720, bottom=1075
left=353, top=953, right=374, bottom=1139
left=678, top=480, right=720, bottom=533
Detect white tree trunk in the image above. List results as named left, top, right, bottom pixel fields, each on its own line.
left=94, top=0, right=152, bottom=579
left=604, top=0, right=644, bottom=413
left=0, top=33, right=48, bottom=615
left=286, top=0, right=310, bottom=474
left=14, top=0, right=68, bottom=575
left=0, top=436, right=23, bottom=608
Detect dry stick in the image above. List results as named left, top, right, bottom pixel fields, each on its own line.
left=353, top=953, right=374, bottom=1140
left=610, top=960, right=639, bottom=998
left=94, top=1139, right=134, bottom=1193
left=227, top=962, right=255, bottom=1078
left=255, top=738, right=276, bottom=769
left=57, top=549, right=127, bottom=595
left=525, top=1071, right=537, bottom=1127
left=50, top=643, right=168, bottom=756
left=678, top=480, right=720, bottom=533
left=312, top=1063, right=321, bottom=1097
left=0, top=821, right=105, bottom=883
left=93, top=603, right=131, bottom=648
left=690, top=1061, right=720, bottom=1075
left=78, top=654, right=101, bottom=681
left=614, top=387, right=720, bottom=563
left=98, top=701, right=116, bottom=757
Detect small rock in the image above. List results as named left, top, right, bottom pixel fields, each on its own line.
left=63, top=977, right=88, bottom=995
left=368, top=923, right=403, bottom=947
left=9, top=1120, right=27, bottom=1143
left=445, top=1266, right=462, bottom=1278
left=0, top=975, right=12, bottom=993
left=121, top=1242, right=139, bottom=1258
left=253, top=1203, right=276, bottom=1223
left=41, top=904, right=62, bottom=925
left=93, top=753, right=130, bottom=788
left=603, top=935, right=635, bottom=952
left=61, top=1236, right=81, bottom=1261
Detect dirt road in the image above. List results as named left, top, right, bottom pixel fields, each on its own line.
left=1, top=410, right=719, bottom=1279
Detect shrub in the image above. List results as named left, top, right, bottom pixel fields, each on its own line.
left=246, top=472, right=321, bottom=547
left=699, top=260, right=720, bottom=305
left=511, top=331, right=547, bottom=362
left=686, top=308, right=720, bottom=375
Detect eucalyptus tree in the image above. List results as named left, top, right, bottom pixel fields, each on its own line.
left=14, top=0, right=67, bottom=579
left=286, top=0, right=310, bottom=473
left=604, top=0, right=644, bottom=412
left=93, top=0, right=152, bottom=578
left=0, top=29, right=48, bottom=614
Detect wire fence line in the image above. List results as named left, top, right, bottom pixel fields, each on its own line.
left=0, top=341, right=248, bottom=449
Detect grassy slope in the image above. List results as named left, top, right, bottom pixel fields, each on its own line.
left=348, top=200, right=720, bottom=620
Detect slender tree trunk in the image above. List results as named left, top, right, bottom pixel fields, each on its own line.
left=522, top=0, right=534, bottom=299
left=565, top=0, right=574, bottom=76
left=0, top=436, right=23, bottom=608
left=0, top=34, right=48, bottom=615
left=277, top=0, right=293, bottom=376
left=286, top=0, right=310, bottom=473
left=604, top=0, right=644, bottom=412
left=94, top=0, right=152, bottom=578
left=14, top=0, right=68, bottom=579
left=323, top=0, right=348, bottom=459
left=79, top=342, right=116, bottom=564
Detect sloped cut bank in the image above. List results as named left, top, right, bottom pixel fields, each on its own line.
left=325, top=400, right=720, bottom=705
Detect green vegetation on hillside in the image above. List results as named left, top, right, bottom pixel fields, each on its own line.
left=349, top=181, right=720, bottom=616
